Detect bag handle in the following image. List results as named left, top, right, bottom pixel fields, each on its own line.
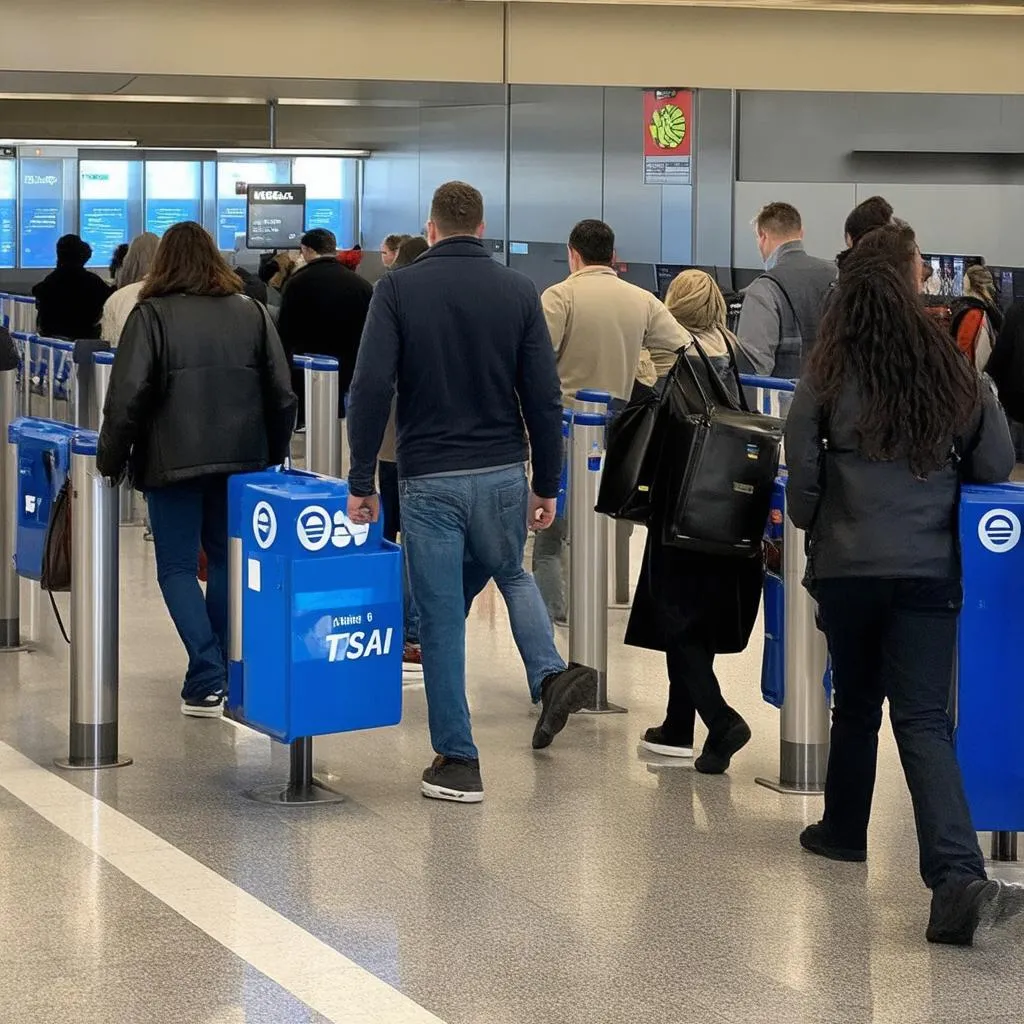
left=666, top=342, right=714, bottom=418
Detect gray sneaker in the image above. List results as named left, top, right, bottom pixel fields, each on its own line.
left=421, top=756, right=484, bottom=803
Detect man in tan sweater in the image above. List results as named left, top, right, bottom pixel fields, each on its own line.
left=534, top=219, right=689, bottom=623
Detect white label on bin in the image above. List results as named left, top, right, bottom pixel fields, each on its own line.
left=247, top=558, right=261, bottom=593
left=296, top=505, right=370, bottom=552
left=252, top=501, right=277, bottom=550
left=24, top=495, right=36, bottom=514
left=978, top=509, right=1021, bottom=554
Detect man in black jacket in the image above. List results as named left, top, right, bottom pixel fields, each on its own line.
left=346, top=181, right=598, bottom=804
left=277, top=227, right=373, bottom=419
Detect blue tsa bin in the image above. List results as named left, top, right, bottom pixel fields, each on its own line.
left=958, top=483, right=1024, bottom=832
left=9, top=417, right=76, bottom=581
left=228, top=469, right=403, bottom=744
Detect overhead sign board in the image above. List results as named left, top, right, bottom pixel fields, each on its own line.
left=246, top=183, right=306, bottom=250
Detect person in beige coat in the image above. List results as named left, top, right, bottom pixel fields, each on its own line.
left=101, top=232, right=160, bottom=345
left=534, top=219, right=689, bottom=623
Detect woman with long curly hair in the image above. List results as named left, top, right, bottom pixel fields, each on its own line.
left=785, top=222, right=1021, bottom=947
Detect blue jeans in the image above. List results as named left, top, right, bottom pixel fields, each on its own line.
left=379, top=459, right=420, bottom=645
left=400, top=465, right=566, bottom=761
left=146, top=477, right=229, bottom=701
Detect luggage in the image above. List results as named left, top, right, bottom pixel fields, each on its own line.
left=595, top=390, right=662, bottom=522
left=660, top=340, right=783, bottom=558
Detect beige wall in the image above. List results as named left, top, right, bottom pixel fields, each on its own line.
left=5, top=0, right=1024, bottom=95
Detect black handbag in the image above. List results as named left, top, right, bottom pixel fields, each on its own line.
left=595, top=388, right=662, bottom=522
left=661, top=340, right=783, bottom=557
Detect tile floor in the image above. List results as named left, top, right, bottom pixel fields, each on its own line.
left=0, top=526, right=1022, bottom=1024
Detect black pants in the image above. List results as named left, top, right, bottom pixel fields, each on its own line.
left=816, top=577, right=986, bottom=891
left=664, top=635, right=729, bottom=743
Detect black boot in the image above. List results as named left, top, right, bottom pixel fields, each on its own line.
left=695, top=709, right=751, bottom=775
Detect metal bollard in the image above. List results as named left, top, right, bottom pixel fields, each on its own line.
left=0, top=367, right=24, bottom=651
left=55, top=432, right=131, bottom=770
left=298, top=354, right=341, bottom=478
left=91, top=351, right=138, bottom=526
left=12, top=332, right=31, bottom=417
left=756, top=511, right=830, bottom=794
left=569, top=407, right=627, bottom=715
left=992, top=832, right=1019, bottom=863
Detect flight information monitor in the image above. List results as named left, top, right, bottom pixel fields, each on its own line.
left=20, top=158, right=65, bottom=268
left=79, top=160, right=141, bottom=268
left=0, top=160, right=14, bottom=268
left=145, top=161, right=201, bottom=237
left=246, top=184, right=306, bottom=249
left=921, top=253, right=986, bottom=299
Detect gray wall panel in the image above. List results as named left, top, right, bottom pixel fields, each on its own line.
left=694, top=89, right=734, bottom=269
left=361, top=150, right=421, bottom=249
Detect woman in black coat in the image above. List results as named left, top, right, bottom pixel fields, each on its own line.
left=626, top=332, right=762, bottom=774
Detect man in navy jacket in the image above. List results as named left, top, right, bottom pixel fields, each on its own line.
left=347, top=181, right=597, bottom=803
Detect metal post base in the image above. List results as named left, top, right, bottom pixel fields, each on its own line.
left=991, top=831, right=1019, bottom=862
left=756, top=739, right=828, bottom=795
left=0, top=619, right=30, bottom=653
left=578, top=702, right=629, bottom=715
left=755, top=776, right=824, bottom=796
left=55, top=756, right=133, bottom=771
left=249, top=736, right=345, bottom=806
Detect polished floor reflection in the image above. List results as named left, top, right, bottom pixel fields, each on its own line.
left=0, top=527, right=1022, bottom=1024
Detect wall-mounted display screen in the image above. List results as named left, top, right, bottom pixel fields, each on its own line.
left=921, top=253, right=986, bottom=299
left=217, top=159, right=290, bottom=250
left=80, top=159, right=143, bottom=268
left=0, top=160, right=14, bottom=269
left=246, top=184, right=306, bottom=249
left=20, top=158, right=65, bottom=269
left=145, top=161, right=201, bottom=237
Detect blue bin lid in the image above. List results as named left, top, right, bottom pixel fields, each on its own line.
left=561, top=409, right=573, bottom=423
left=293, top=354, right=339, bottom=372
left=572, top=411, right=608, bottom=426
left=93, top=350, right=115, bottom=365
left=575, top=388, right=611, bottom=404
left=71, top=431, right=99, bottom=456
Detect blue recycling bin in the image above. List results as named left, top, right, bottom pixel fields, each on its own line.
left=227, top=468, right=403, bottom=743
left=958, top=483, right=1024, bottom=831
left=9, top=417, right=76, bottom=581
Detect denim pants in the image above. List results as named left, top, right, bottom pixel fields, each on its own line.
left=400, top=465, right=566, bottom=760
left=815, top=577, right=986, bottom=891
left=146, top=476, right=229, bottom=701
left=379, top=459, right=420, bottom=645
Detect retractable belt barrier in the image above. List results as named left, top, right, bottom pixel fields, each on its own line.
left=743, top=375, right=831, bottom=796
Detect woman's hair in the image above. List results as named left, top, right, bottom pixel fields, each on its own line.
left=664, top=269, right=727, bottom=332
left=140, top=222, right=242, bottom=300
left=115, top=232, right=160, bottom=289
left=109, top=243, right=129, bottom=278
left=808, top=222, right=978, bottom=477
left=393, top=235, right=428, bottom=269
left=56, top=234, right=92, bottom=269
left=964, top=264, right=996, bottom=307
left=843, top=196, right=894, bottom=248
left=381, top=233, right=409, bottom=255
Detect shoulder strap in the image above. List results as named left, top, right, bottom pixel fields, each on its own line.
left=761, top=272, right=804, bottom=341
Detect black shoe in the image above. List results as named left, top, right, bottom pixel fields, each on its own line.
left=694, top=713, right=751, bottom=774
left=421, top=755, right=484, bottom=804
left=639, top=726, right=694, bottom=759
left=532, top=663, right=598, bottom=750
left=799, top=822, right=867, bottom=863
left=927, top=878, right=1000, bottom=946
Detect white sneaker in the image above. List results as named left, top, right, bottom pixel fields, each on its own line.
left=639, top=728, right=694, bottom=759
left=181, top=694, right=225, bottom=718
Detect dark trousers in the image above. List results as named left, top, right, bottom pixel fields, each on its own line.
left=664, top=635, right=729, bottom=743
left=816, top=577, right=986, bottom=891
left=146, top=476, right=229, bottom=701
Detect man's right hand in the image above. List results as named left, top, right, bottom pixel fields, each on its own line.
left=528, top=493, right=557, bottom=531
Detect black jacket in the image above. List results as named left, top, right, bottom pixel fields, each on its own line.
left=785, top=376, right=1014, bottom=582
left=32, top=266, right=112, bottom=340
left=346, top=236, right=563, bottom=499
left=985, top=300, right=1024, bottom=422
left=97, top=293, right=297, bottom=490
left=276, top=256, right=373, bottom=409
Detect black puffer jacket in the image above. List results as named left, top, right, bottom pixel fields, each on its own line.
left=785, top=376, right=1013, bottom=582
left=97, top=293, right=296, bottom=490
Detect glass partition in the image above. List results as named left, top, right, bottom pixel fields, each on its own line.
left=216, top=159, right=291, bottom=250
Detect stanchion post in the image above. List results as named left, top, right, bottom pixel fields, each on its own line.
left=756, top=510, right=830, bottom=794
left=569, top=406, right=626, bottom=715
left=992, top=832, right=1019, bottom=863
left=91, top=351, right=137, bottom=526
left=298, top=355, right=341, bottom=478
left=0, top=367, right=25, bottom=651
left=55, top=432, right=131, bottom=770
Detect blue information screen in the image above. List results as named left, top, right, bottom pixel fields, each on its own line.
left=80, top=160, right=136, bottom=268
left=0, top=160, right=14, bottom=269
left=20, top=158, right=65, bottom=269
left=217, top=160, right=290, bottom=250
left=145, top=161, right=201, bottom=236
left=293, top=157, right=356, bottom=246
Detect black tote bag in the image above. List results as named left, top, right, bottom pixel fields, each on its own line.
left=660, top=341, right=783, bottom=557
left=594, top=389, right=663, bottom=522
